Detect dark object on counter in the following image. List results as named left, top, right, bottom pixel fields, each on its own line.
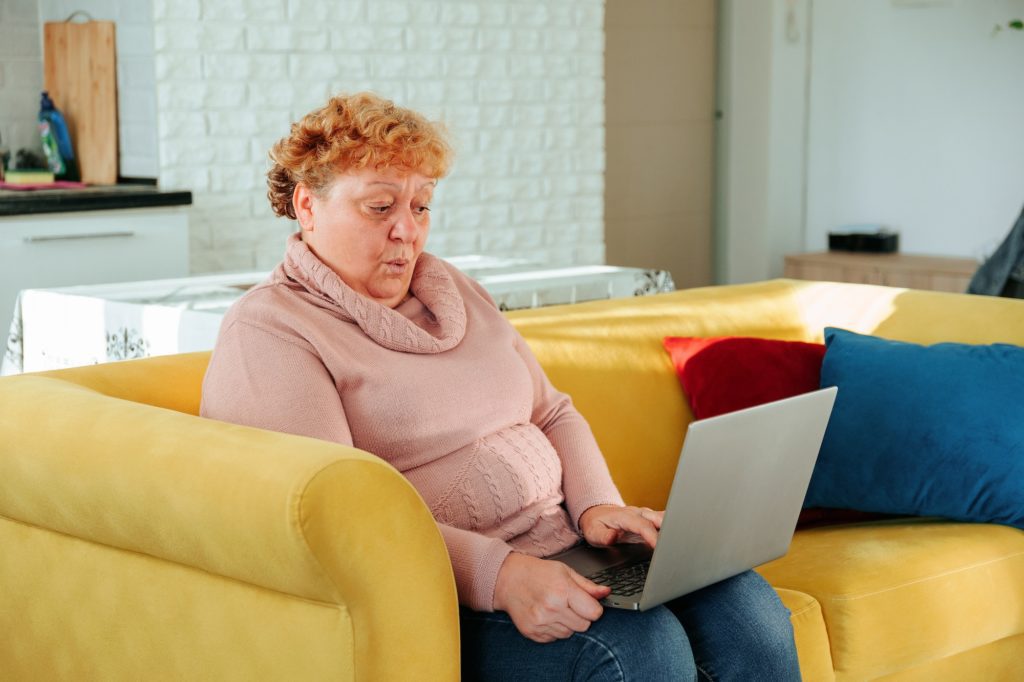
left=967, top=204, right=1024, bottom=299
left=0, top=132, right=7, bottom=181
left=13, top=149, right=48, bottom=171
left=828, top=230, right=899, bottom=253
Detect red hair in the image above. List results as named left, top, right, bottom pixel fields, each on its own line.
left=267, top=92, right=453, bottom=219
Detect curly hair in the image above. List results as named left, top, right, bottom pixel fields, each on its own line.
left=267, top=92, right=453, bottom=219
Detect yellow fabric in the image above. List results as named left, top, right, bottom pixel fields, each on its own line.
left=758, top=519, right=1024, bottom=680
left=775, top=588, right=835, bottom=682
left=0, top=374, right=458, bottom=680
left=0, top=515, right=353, bottom=681
left=878, top=634, right=1024, bottom=681
left=37, top=350, right=210, bottom=415
left=5, top=278, right=1024, bottom=679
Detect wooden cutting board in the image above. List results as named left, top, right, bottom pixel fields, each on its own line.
left=43, top=20, right=118, bottom=185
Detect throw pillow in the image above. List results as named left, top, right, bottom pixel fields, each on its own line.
left=662, top=336, right=826, bottom=419
left=806, top=327, right=1024, bottom=529
left=663, top=335, right=898, bottom=529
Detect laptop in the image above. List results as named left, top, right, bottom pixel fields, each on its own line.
left=551, top=386, right=837, bottom=611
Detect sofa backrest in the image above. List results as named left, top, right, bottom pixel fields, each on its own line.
left=23, top=278, right=1024, bottom=508
left=35, top=351, right=210, bottom=415
left=508, top=279, right=1024, bottom=508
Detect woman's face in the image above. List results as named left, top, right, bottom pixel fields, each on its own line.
left=295, top=166, right=436, bottom=308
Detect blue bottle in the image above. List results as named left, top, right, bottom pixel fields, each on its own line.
left=38, top=91, right=79, bottom=181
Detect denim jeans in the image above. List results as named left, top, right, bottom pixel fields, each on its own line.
left=459, top=570, right=801, bottom=681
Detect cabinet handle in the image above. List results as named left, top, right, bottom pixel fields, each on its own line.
left=24, top=231, right=136, bottom=243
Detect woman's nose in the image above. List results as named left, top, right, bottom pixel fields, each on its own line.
left=390, top=205, right=419, bottom=242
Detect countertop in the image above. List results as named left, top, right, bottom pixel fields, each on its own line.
left=0, top=183, right=192, bottom=217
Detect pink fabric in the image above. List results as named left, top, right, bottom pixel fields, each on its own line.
left=201, top=233, right=624, bottom=611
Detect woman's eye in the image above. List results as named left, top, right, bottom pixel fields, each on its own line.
left=368, top=205, right=391, bottom=214
left=416, top=205, right=431, bottom=215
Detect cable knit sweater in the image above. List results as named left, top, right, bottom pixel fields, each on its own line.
left=200, top=234, right=625, bottom=611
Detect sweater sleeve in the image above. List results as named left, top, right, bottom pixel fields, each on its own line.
left=512, top=331, right=626, bottom=529
left=438, top=524, right=514, bottom=612
left=200, top=318, right=354, bottom=445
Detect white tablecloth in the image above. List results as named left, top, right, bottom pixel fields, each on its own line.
left=2, top=258, right=674, bottom=375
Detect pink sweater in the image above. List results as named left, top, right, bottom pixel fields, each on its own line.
left=200, top=234, right=624, bottom=611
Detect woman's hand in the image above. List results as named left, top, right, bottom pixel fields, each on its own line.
left=578, top=504, right=664, bottom=549
left=493, top=553, right=611, bottom=643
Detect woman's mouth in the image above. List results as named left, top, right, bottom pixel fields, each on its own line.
left=384, top=258, right=409, bottom=274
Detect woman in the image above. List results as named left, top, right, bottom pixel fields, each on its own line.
left=201, top=92, right=800, bottom=681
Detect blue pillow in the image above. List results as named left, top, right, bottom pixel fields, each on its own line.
left=805, top=327, right=1024, bottom=529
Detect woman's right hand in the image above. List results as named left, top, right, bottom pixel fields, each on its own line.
left=492, top=552, right=611, bottom=643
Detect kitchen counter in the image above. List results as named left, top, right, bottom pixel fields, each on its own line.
left=1, top=189, right=192, bottom=334
left=0, top=183, right=192, bottom=216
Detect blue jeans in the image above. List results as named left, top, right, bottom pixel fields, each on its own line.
left=459, top=570, right=801, bottom=681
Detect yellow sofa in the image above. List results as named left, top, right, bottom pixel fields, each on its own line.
left=2, top=279, right=1023, bottom=680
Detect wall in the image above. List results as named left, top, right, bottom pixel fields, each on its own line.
left=717, top=0, right=1024, bottom=284
left=605, top=0, right=715, bottom=289
left=715, top=0, right=775, bottom=284
left=0, top=1, right=159, bottom=178
left=716, top=0, right=812, bottom=285
left=805, top=0, right=1024, bottom=261
left=0, top=0, right=44, bottom=162
left=152, top=0, right=606, bottom=274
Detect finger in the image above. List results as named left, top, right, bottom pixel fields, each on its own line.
left=569, top=569, right=612, bottom=599
left=568, top=576, right=607, bottom=621
left=545, top=623, right=574, bottom=640
left=610, top=511, right=660, bottom=549
left=641, top=507, right=665, bottom=529
left=562, top=612, right=594, bottom=634
left=585, top=526, right=620, bottom=547
left=636, top=521, right=659, bottom=548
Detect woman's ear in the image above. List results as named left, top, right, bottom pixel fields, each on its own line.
left=293, top=183, right=315, bottom=233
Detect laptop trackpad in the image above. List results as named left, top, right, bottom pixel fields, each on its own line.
left=550, top=542, right=653, bottom=577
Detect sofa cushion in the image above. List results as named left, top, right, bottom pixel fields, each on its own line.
left=662, top=336, right=825, bottom=419
left=758, top=519, right=1024, bottom=680
left=774, top=588, right=835, bottom=682
left=807, top=328, right=1024, bottom=529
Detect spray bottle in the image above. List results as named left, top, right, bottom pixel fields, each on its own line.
left=39, top=91, right=79, bottom=182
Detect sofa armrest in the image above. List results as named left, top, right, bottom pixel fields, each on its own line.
left=0, top=374, right=459, bottom=681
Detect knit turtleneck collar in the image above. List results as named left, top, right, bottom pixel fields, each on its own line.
left=280, top=232, right=467, bottom=354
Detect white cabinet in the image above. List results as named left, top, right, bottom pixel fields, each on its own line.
left=0, top=207, right=190, bottom=333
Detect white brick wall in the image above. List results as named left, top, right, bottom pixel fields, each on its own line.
left=0, top=0, right=44, bottom=162
left=153, top=0, right=606, bottom=274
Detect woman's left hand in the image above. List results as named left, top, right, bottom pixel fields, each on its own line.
left=578, top=504, right=664, bottom=549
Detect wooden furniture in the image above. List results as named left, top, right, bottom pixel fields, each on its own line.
left=43, top=20, right=118, bottom=184
left=784, top=252, right=979, bottom=293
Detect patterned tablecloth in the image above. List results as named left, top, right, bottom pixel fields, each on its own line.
left=2, top=257, right=674, bottom=375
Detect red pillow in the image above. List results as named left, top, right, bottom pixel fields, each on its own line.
left=662, top=336, right=896, bottom=529
left=661, top=336, right=826, bottom=420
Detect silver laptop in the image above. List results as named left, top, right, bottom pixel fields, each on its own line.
left=552, top=387, right=837, bottom=611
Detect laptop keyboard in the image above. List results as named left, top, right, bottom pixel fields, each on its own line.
left=589, top=560, right=651, bottom=597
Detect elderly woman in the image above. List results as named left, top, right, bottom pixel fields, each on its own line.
left=201, top=92, right=800, bottom=681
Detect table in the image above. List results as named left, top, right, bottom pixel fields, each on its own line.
left=2, top=258, right=674, bottom=375
left=783, top=251, right=978, bottom=293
